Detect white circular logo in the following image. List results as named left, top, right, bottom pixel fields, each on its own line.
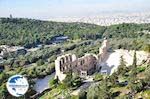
left=6, top=75, right=29, bottom=97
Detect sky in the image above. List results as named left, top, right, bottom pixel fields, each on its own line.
left=0, top=0, right=150, bottom=19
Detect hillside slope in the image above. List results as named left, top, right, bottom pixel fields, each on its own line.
left=0, top=18, right=150, bottom=48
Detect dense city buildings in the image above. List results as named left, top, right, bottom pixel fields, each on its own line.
left=49, top=12, right=150, bottom=26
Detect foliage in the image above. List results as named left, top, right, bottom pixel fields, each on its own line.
left=87, top=78, right=112, bottom=99
left=0, top=18, right=104, bottom=47
left=0, top=18, right=150, bottom=98
left=143, top=44, right=150, bottom=53
left=128, top=51, right=137, bottom=94
left=0, top=18, right=150, bottom=50
left=93, top=73, right=103, bottom=81
left=109, top=72, right=118, bottom=86
left=144, top=66, right=150, bottom=84
left=79, top=90, right=87, bottom=99
left=117, top=56, right=127, bottom=76
left=136, top=66, right=146, bottom=73
left=49, top=77, right=59, bottom=88
left=63, top=72, right=82, bottom=89
left=0, top=72, right=9, bottom=85
left=36, top=59, right=45, bottom=66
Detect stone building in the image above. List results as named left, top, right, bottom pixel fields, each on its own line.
left=55, top=54, right=77, bottom=81
left=76, top=54, right=97, bottom=77
left=55, top=39, right=109, bottom=81
left=55, top=54, right=98, bottom=81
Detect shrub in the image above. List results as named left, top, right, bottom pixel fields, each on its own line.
left=93, top=73, right=103, bottom=81
left=36, top=59, right=45, bottom=66
left=137, top=66, right=145, bottom=73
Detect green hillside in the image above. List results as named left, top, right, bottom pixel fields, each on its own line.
left=0, top=18, right=150, bottom=49
left=0, top=18, right=150, bottom=99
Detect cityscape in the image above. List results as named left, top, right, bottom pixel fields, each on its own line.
left=49, top=12, right=150, bottom=26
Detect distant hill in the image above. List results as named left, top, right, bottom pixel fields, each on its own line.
left=0, top=18, right=150, bottom=49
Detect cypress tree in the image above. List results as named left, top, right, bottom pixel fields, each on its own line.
left=117, top=55, right=126, bottom=76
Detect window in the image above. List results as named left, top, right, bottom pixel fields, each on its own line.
left=69, top=64, right=71, bottom=68
left=61, top=66, right=65, bottom=71
left=59, top=61, right=62, bottom=65
left=66, top=56, right=68, bottom=62
left=80, top=60, right=85, bottom=65
left=80, top=71, right=87, bottom=77
left=61, top=58, right=65, bottom=64
left=69, top=55, right=72, bottom=61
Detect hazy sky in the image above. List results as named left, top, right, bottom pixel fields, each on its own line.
left=0, top=0, right=150, bottom=19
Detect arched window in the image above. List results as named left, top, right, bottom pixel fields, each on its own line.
left=61, top=58, right=65, bottom=64
left=59, top=61, right=62, bottom=66
left=66, top=56, right=69, bottom=62
left=69, top=55, right=72, bottom=61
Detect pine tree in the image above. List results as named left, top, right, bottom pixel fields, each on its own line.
left=117, top=55, right=126, bottom=76
left=128, top=50, right=138, bottom=95
left=132, top=51, right=137, bottom=75
left=109, top=72, right=118, bottom=86
left=87, top=77, right=112, bottom=99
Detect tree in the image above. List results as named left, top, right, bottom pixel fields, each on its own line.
left=49, top=77, right=59, bottom=88
left=143, top=44, right=150, bottom=53
left=0, top=73, right=9, bottom=85
left=63, top=72, right=82, bottom=88
left=132, top=51, right=137, bottom=75
left=87, top=83, right=100, bottom=99
left=0, top=83, right=7, bottom=99
left=63, top=71, right=73, bottom=88
left=109, top=72, right=118, bottom=86
left=128, top=51, right=138, bottom=95
left=87, top=78, right=112, bottom=99
left=131, top=50, right=137, bottom=67
left=36, top=59, right=44, bottom=66
left=144, top=66, right=150, bottom=85
left=117, top=56, right=127, bottom=76
left=79, top=90, right=87, bottom=99
left=93, top=73, right=103, bottom=81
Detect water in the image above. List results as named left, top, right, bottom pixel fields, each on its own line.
left=34, top=72, right=55, bottom=93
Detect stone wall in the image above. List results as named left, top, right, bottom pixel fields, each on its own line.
left=98, top=39, right=109, bottom=62
left=55, top=53, right=98, bottom=81
left=55, top=39, right=109, bottom=81
left=55, top=54, right=77, bottom=81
